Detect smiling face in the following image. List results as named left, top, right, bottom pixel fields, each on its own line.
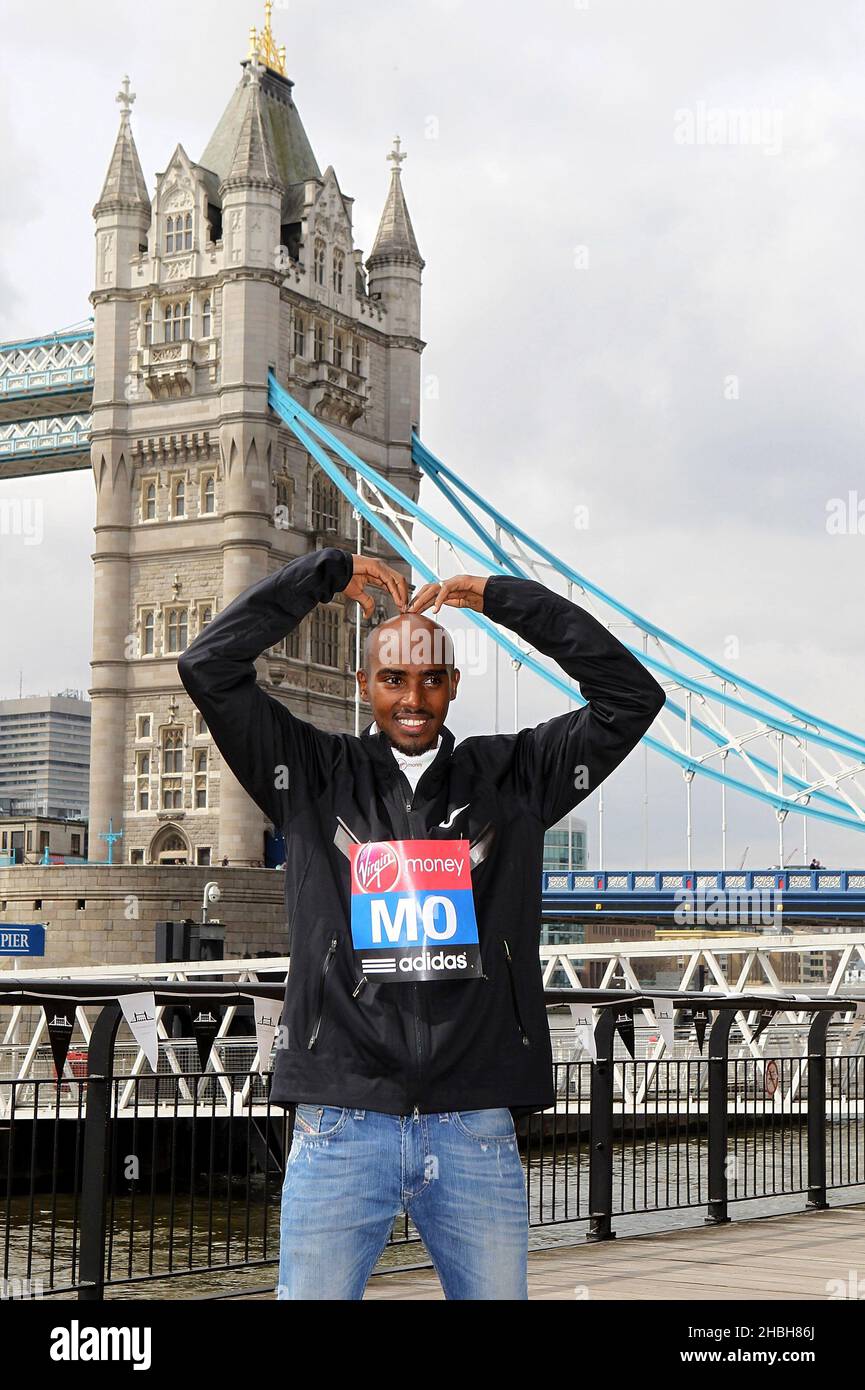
left=356, top=614, right=460, bottom=755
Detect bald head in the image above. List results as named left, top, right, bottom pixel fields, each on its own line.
left=357, top=612, right=460, bottom=752
left=361, top=613, right=455, bottom=678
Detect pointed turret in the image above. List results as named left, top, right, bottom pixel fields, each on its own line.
left=219, top=60, right=283, bottom=194
left=94, top=75, right=150, bottom=216
left=366, top=137, right=425, bottom=444
left=367, top=136, right=424, bottom=270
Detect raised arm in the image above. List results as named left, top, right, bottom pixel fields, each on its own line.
left=482, top=575, right=666, bottom=827
left=407, top=571, right=666, bottom=828
left=177, top=548, right=354, bottom=826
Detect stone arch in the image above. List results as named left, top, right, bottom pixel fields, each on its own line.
left=148, top=823, right=190, bottom=866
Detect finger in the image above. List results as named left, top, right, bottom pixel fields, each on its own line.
left=407, top=582, right=441, bottom=614
left=358, top=589, right=375, bottom=619
left=387, top=566, right=409, bottom=611
left=432, top=580, right=462, bottom=613
left=406, top=581, right=436, bottom=612
left=367, top=562, right=407, bottom=611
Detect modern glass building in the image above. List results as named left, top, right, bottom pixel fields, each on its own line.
left=0, top=692, right=91, bottom=819
left=543, top=812, right=587, bottom=872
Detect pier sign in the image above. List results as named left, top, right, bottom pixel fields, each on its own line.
left=0, top=924, right=45, bottom=957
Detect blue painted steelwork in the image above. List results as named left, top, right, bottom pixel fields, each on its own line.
left=541, top=868, right=865, bottom=924
left=413, top=434, right=865, bottom=753
left=0, top=330, right=94, bottom=402
left=0, top=414, right=92, bottom=460
left=542, top=868, right=863, bottom=893
left=267, top=373, right=865, bottom=835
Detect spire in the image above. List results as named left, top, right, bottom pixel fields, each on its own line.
left=220, top=59, right=283, bottom=193
left=247, top=0, right=287, bottom=77
left=367, top=137, right=424, bottom=269
left=201, top=49, right=319, bottom=197
left=95, top=75, right=150, bottom=214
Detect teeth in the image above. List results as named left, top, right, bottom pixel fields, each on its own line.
left=397, top=718, right=427, bottom=726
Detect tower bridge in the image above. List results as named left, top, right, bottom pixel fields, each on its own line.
left=1, top=2, right=863, bottom=892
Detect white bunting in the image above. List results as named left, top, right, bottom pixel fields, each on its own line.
left=119, top=992, right=159, bottom=1071
left=569, top=1002, right=597, bottom=1061
left=651, top=996, right=676, bottom=1052
left=254, top=996, right=284, bottom=1070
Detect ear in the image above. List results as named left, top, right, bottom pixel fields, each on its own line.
left=450, top=668, right=461, bottom=699
left=356, top=669, right=370, bottom=703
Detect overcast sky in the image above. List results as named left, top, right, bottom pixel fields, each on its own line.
left=1, top=0, right=864, bottom=870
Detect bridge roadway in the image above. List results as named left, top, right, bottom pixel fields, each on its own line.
left=542, top=866, right=865, bottom=926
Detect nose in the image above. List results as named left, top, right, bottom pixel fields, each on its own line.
left=398, top=682, right=427, bottom=712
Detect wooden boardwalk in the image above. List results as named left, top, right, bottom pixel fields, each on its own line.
left=361, top=1205, right=865, bottom=1300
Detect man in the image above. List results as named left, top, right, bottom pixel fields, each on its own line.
left=177, top=547, right=665, bottom=1299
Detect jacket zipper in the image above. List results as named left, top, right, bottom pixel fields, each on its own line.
left=308, top=936, right=338, bottom=1049
left=397, top=771, right=424, bottom=1116
left=503, top=938, right=531, bottom=1047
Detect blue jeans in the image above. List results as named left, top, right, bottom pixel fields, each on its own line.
left=276, top=1105, right=528, bottom=1300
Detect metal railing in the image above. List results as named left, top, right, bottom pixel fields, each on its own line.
left=2, top=982, right=864, bottom=1298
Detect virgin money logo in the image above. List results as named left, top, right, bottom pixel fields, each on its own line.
left=355, top=842, right=400, bottom=893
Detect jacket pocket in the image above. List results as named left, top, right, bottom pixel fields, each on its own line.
left=502, top=938, right=531, bottom=1048
left=307, top=936, right=338, bottom=1050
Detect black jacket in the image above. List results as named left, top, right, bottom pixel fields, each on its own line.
left=177, top=547, right=666, bottom=1118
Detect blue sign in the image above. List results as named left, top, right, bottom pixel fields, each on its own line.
left=0, top=924, right=45, bottom=956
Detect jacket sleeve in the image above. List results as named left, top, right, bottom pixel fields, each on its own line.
left=177, top=547, right=354, bottom=827
left=481, top=574, right=666, bottom=829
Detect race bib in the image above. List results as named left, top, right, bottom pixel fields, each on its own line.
left=349, top=839, right=483, bottom=983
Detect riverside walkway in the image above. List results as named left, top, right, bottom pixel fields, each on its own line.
left=232, top=1203, right=865, bottom=1300
left=359, top=1205, right=865, bottom=1300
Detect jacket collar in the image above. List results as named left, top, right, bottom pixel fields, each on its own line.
left=361, top=718, right=455, bottom=788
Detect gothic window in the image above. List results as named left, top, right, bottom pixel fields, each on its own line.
left=286, top=621, right=304, bottom=660
left=137, top=714, right=152, bottom=740
left=194, top=748, right=208, bottom=808
left=136, top=753, right=151, bottom=809
left=194, top=713, right=209, bottom=737
left=311, top=471, right=339, bottom=533
left=334, top=332, right=344, bottom=369
left=313, top=322, right=325, bottom=362
left=314, top=240, right=326, bottom=286
left=144, top=308, right=153, bottom=347
left=202, top=297, right=212, bottom=337
left=351, top=339, right=362, bottom=376
left=201, top=473, right=215, bottom=513
left=165, top=607, right=188, bottom=653
left=165, top=216, right=176, bottom=254
left=199, top=604, right=212, bottom=631
left=293, top=314, right=306, bottom=357
left=142, top=610, right=155, bottom=656
left=164, top=301, right=191, bottom=342
left=143, top=479, right=157, bottom=520
left=171, top=476, right=186, bottom=517
left=310, top=604, right=341, bottom=668
left=163, top=728, right=183, bottom=772
left=333, top=249, right=345, bottom=294
left=183, top=212, right=193, bottom=250
left=161, top=728, right=184, bottom=809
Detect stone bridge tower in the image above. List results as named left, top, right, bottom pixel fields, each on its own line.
left=88, top=8, right=425, bottom=867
